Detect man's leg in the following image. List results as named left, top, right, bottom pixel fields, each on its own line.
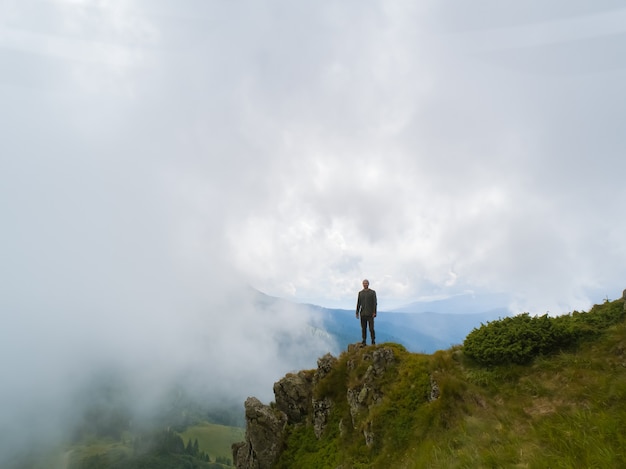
left=368, top=317, right=375, bottom=344
left=360, top=316, right=368, bottom=344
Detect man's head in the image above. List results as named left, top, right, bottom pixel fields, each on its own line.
left=362, top=279, right=369, bottom=289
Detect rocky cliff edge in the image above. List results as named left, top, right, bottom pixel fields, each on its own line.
left=232, top=343, right=440, bottom=469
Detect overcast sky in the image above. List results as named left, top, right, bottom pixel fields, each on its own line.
left=1, top=0, right=626, bottom=458
left=3, top=0, right=626, bottom=311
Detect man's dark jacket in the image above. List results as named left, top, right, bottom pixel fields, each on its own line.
left=356, top=289, right=377, bottom=317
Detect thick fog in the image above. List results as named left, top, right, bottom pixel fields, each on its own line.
left=2, top=0, right=626, bottom=463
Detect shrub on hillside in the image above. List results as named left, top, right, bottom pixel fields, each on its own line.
left=463, top=314, right=568, bottom=366
left=553, top=299, right=625, bottom=341
left=463, top=299, right=626, bottom=366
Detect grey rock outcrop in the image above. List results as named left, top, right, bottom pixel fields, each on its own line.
left=363, top=420, right=375, bottom=447
left=273, top=370, right=313, bottom=424
left=429, top=375, right=440, bottom=401
left=233, top=345, right=400, bottom=468
left=313, top=396, right=333, bottom=438
left=232, top=397, right=287, bottom=469
left=314, top=353, right=338, bottom=384
left=311, top=353, right=338, bottom=438
left=346, top=346, right=396, bottom=436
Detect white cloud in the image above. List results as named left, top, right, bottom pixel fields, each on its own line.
left=1, top=0, right=626, bottom=460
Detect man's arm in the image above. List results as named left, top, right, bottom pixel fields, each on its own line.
left=356, top=292, right=361, bottom=318
left=373, top=291, right=377, bottom=317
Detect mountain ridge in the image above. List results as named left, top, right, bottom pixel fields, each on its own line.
left=233, top=295, right=626, bottom=468
left=252, top=289, right=511, bottom=354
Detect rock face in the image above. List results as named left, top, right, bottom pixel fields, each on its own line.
left=233, top=345, right=399, bottom=469
left=311, top=353, right=338, bottom=438
left=312, top=396, right=333, bottom=439
left=273, top=370, right=313, bottom=424
left=232, top=397, right=288, bottom=469
left=429, top=375, right=440, bottom=401
left=346, top=346, right=394, bottom=429
left=314, top=353, right=338, bottom=383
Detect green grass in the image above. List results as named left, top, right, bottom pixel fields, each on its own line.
left=180, top=421, right=244, bottom=462
left=18, top=422, right=244, bottom=469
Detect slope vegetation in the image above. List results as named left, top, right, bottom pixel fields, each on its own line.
left=235, top=297, right=626, bottom=468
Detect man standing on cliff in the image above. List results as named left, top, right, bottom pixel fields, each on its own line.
left=356, top=279, right=377, bottom=345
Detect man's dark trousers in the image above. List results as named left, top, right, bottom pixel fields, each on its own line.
left=361, top=315, right=375, bottom=344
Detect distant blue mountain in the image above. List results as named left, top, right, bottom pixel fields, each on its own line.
left=307, top=305, right=443, bottom=353
left=392, top=292, right=511, bottom=315
left=251, top=289, right=511, bottom=354
left=309, top=305, right=507, bottom=354
left=371, top=292, right=511, bottom=352
left=307, top=292, right=511, bottom=353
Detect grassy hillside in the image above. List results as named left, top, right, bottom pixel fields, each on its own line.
left=9, top=422, right=243, bottom=469
left=58, top=422, right=243, bottom=468
left=273, top=298, right=626, bottom=468
left=64, top=423, right=243, bottom=468
left=181, top=422, right=244, bottom=463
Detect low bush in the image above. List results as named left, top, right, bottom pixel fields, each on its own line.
left=463, top=299, right=625, bottom=366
